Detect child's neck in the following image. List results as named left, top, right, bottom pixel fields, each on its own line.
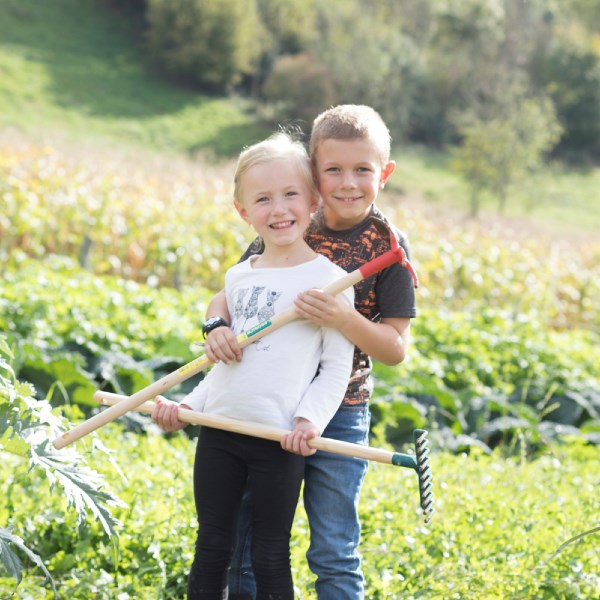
left=322, top=204, right=373, bottom=231
left=253, top=241, right=316, bottom=268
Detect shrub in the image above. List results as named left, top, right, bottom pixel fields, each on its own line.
left=262, top=53, right=336, bottom=122
left=144, top=0, right=267, bottom=90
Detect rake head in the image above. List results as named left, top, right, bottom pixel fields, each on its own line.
left=390, top=428, right=434, bottom=523
left=413, top=429, right=434, bottom=524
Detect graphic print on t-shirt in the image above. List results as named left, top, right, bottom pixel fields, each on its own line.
left=234, top=285, right=283, bottom=333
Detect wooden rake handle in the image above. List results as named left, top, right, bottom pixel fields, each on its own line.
left=94, top=391, right=418, bottom=468
left=53, top=246, right=416, bottom=450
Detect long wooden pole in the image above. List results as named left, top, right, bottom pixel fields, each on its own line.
left=94, top=391, right=418, bottom=469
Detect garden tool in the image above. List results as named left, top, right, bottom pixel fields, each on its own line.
left=95, top=391, right=434, bottom=523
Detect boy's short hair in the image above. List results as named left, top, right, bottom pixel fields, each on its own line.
left=234, top=132, right=315, bottom=204
left=310, top=104, right=391, bottom=166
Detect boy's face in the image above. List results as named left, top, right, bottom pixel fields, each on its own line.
left=313, top=138, right=395, bottom=230
left=235, top=159, right=317, bottom=250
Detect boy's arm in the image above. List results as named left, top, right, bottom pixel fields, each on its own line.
left=203, top=289, right=242, bottom=364
left=294, top=290, right=411, bottom=365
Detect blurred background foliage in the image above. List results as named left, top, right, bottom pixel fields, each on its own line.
left=136, top=0, right=600, bottom=162
left=1, top=0, right=600, bottom=164
left=1, top=1, right=600, bottom=595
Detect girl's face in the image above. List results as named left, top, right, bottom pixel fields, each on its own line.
left=235, top=159, right=317, bottom=251
left=314, top=138, right=395, bottom=230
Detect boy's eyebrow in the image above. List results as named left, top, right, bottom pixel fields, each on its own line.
left=319, top=159, right=378, bottom=168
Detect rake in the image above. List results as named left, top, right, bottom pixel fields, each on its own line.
left=95, top=391, right=435, bottom=524
left=51, top=238, right=434, bottom=520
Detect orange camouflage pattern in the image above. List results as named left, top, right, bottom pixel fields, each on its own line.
left=304, top=208, right=401, bottom=406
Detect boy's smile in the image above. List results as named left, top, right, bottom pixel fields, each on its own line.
left=314, top=138, right=395, bottom=230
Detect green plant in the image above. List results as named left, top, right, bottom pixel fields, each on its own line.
left=2, top=426, right=598, bottom=598
left=145, top=0, right=267, bottom=89
left=0, top=255, right=211, bottom=413
left=0, top=335, right=124, bottom=597
left=371, top=308, right=600, bottom=453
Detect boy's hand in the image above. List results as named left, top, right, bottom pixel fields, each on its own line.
left=294, top=289, right=352, bottom=330
left=281, top=418, right=319, bottom=456
left=152, top=396, right=189, bottom=432
left=204, top=327, right=242, bottom=364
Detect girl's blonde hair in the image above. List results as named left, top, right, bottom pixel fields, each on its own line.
left=234, top=132, right=316, bottom=204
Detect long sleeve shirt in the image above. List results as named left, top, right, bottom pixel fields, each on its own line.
left=183, top=254, right=355, bottom=433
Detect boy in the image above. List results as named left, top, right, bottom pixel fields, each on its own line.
left=204, top=105, right=417, bottom=599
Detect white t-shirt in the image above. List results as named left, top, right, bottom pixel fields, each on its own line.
left=184, top=254, right=355, bottom=433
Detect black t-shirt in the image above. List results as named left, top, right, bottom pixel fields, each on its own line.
left=240, top=204, right=417, bottom=406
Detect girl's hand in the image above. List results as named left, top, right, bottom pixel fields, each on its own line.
left=204, top=327, right=242, bottom=364
left=152, top=396, right=188, bottom=432
left=281, top=418, right=319, bottom=456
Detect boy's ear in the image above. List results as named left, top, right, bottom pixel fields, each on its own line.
left=309, top=193, right=319, bottom=213
left=234, top=200, right=251, bottom=224
left=379, top=160, right=396, bottom=188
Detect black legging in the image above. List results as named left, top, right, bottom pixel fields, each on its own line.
left=188, top=426, right=305, bottom=600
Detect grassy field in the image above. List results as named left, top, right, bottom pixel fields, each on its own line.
left=389, top=145, right=600, bottom=236
left=1, top=0, right=599, bottom=236
left=0, top=0, right=271, bottom=157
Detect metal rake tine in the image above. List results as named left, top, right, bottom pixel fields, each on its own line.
left=414, top=429, right=435, bottom=524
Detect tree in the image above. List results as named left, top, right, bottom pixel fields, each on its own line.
left=262, top=53, right=336, bottom=122
left=451, top=81, right=562, bottom=216
left=145, top=0, right=267, bottom=90
left=530, top=41, right=600, bottom=160
left=256, top=0, right=318, bottom=54
left=309, top=0, right=424, bottom=140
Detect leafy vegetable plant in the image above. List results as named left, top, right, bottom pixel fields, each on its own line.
left=0, top=335, right=123, bottom=597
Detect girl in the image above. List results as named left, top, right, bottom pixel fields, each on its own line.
left=153, top=133, right=354, bottom=600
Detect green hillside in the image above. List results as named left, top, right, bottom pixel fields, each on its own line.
left=0, top=0, right=270, bottom=156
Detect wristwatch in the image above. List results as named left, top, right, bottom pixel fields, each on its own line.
left=202, top=316, right=229, bottom=339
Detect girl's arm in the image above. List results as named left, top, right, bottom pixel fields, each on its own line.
left=203, top=289, right=242, bottom=364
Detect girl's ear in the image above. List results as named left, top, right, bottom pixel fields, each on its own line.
left=379, top=160, right=396, bottom=188
left=234, top=200, right=251, bottom=224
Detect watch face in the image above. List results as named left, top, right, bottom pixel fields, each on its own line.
left=202, top=316, right=228, bottom=338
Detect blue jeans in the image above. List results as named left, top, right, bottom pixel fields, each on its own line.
left=228, top=406, right=370, bottom=599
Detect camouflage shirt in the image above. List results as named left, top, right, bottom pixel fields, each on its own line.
left=242, top=204, right=417, bottom=406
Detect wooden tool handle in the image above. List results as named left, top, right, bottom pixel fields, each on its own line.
left=94, top=391, right=397, bottom=465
